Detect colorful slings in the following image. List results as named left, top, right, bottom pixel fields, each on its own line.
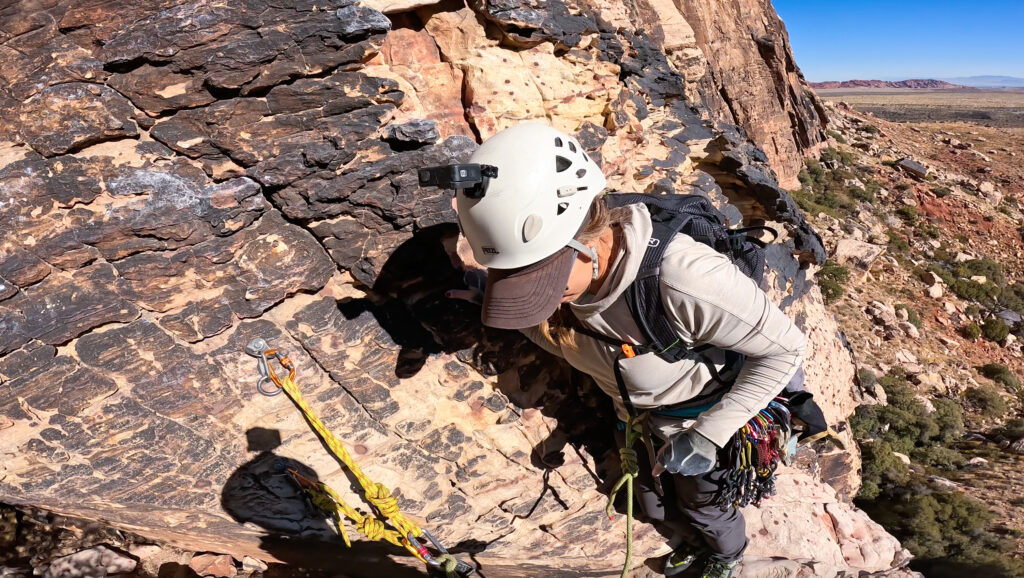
left=714, top=396, right=793, bottom=510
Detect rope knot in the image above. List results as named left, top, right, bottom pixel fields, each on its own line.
left=618, top=446, right=639, bottom=477
left=356, top=516, right=386, bottom=540
left=366, top=483, right=399, bottom=517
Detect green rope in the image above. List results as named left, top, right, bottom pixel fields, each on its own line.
left=606, top=413, right=645, bottom=578
left=435, top=554, right=460, bottom=577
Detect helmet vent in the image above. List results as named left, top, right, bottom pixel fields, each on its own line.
left=576, top=168, right=586, bottom=178
left=557, top=202, right=569, bottom=215
left=555, top=156, right=572, bottom=172
left=522, top=214, right=543, bottom=242
left=568, top=141, right=577, bottom=153
left=554, top=137, right=563, bottom=147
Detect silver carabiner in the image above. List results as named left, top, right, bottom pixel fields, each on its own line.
left=246, top=338, right=283, bottom=396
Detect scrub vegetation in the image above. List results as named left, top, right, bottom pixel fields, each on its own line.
left=850, top=370, right=1024, bottom=577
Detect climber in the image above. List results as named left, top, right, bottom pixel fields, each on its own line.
left=427, top=122, right=807, bottom=578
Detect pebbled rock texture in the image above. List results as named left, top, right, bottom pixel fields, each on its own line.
left=1, top=0, right=909, bottom=576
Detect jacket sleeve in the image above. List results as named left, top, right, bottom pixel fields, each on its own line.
left=660, top=248, right=807, bottom=447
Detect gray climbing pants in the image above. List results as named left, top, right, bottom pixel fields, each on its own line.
left=615, top=429, right=748, bottom=563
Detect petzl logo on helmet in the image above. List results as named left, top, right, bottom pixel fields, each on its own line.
left=482, top=247, right=500, bottom=254
left=648, top=238, right=661, bottom=247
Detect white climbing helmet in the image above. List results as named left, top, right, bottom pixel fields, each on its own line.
left=457, top=122, right=607, bottom=269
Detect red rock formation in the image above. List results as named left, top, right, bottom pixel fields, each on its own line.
left=586, top=0, right=828, bottom=188
left=0, top=0, right=912, bottom=575
left=811, top=79, right=968, bottom=89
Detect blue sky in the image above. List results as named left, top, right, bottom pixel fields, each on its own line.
left=773, top=0, right=1024, bottom=81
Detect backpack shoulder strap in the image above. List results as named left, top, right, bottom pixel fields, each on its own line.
left=626, top=205, right=688, bottom=360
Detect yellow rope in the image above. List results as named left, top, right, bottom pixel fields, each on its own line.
left=264, top=352, right=428, bottom=563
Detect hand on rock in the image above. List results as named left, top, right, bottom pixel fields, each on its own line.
left=653, top=429, right=718, bottom=476
left=445, top=268, right=487, bottom=305
left=445, top=288, right=483, bottom=304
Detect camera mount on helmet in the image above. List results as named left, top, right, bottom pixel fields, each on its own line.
left=418, top=163, right=498, bottom=199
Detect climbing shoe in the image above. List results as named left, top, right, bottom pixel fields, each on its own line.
left=700, top=559, right=739, bottom=578
left=663, top=543, right=708, bottom=576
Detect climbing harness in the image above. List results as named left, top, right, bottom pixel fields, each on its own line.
left=716, top=398, right=793, bottom=510
left=245, top=338, right=475, bottom=577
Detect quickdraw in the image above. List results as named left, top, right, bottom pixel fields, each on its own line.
left=245, top=338, right=475, bottom=577
left=714, top=397, right=793, bottom=510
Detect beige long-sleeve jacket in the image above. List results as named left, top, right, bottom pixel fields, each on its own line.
left=521, top=203, right=807, bottom=447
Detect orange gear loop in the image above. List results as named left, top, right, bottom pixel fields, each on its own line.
left=245, top=339, right=475, bottom=577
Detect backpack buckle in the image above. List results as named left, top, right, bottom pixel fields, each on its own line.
left=727, top=232, right=745, bottom=253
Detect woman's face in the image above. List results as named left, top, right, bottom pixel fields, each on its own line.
left=561, top=250, right=594, bottom=303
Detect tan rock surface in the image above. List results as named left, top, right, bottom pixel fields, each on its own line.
left=0, top=0, right=903, bottom=576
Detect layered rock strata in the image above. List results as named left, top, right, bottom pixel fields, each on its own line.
left=2, top=0, right=906, bottom=575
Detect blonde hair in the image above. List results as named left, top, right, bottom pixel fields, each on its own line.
left=536, top=196, right=625, bottom=349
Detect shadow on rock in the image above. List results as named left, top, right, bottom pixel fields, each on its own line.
left=221, top=428, right=425, bottom=577
left=340, top=223, right=494, bottom=379
left=355, top=224, right=643, bottom=533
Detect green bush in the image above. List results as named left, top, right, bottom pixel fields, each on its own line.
left=917, top=222, right=941, bottom=238
left=895, top=304, right=922, bottom=329
left=998, top=282, right=1024, bottom=315
left=793, top=155, right=884, bottom=219
left=932, top=398, right=965, bottom=444
left=857, top=472, right=1024, bottom=577
left=996, top=417, right=1024, bottom=440
left=929, top=264, right=956, bottom=286
left=962, top=323, right=982, bottom=340
left=965, top=304, right=981, bottom=318
left=858, top=368, right=879, bottom=389
left=887, top=230, right=910, bottom=254
left=817, top=260, right=850, bottom=305
left=857, top=440, right=909, bottom=500
left=853, top=379, right=1022, bottom=576
left=827, top=130, right=846, bottom=144
left=911, top=445, right=966, bottom=469
left=895, top=491, right=993, bottom=559
left=951, top=278, right=999, bottom=306
left=896, top=205, right=918, bottom=225
left=982, top=317, right=1010, bottom=342
left=955, top=258, right=1006, bottom=288
left=857, top=124, right=880, bottom=134
left=850, top=370, right=951, bottom=454
left=965, top=385, right=1009, bottom=418
left=848, top=184, right=875, bottom=203
left=979, top=363, right=1021, bottom=391
left=820, top=146, right=855, bottom=166
left=931, top=186, right=952, bottom=198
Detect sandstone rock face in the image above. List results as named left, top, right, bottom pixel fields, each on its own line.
left=1, top=0, right=904, bottom=576
left=586, top=0, right=828, bottom=188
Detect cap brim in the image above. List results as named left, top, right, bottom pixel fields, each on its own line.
left=481, top=247, right=576, bottom=330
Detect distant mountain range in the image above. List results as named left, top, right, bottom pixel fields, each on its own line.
left=810, top=76, right=1024, bottom=89
left=939, top=76, right=1024, bottom=88
left=809, top=79, right=966, bottom=89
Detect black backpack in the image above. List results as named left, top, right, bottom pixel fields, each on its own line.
left=574, top=192, right=777, bottom=418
